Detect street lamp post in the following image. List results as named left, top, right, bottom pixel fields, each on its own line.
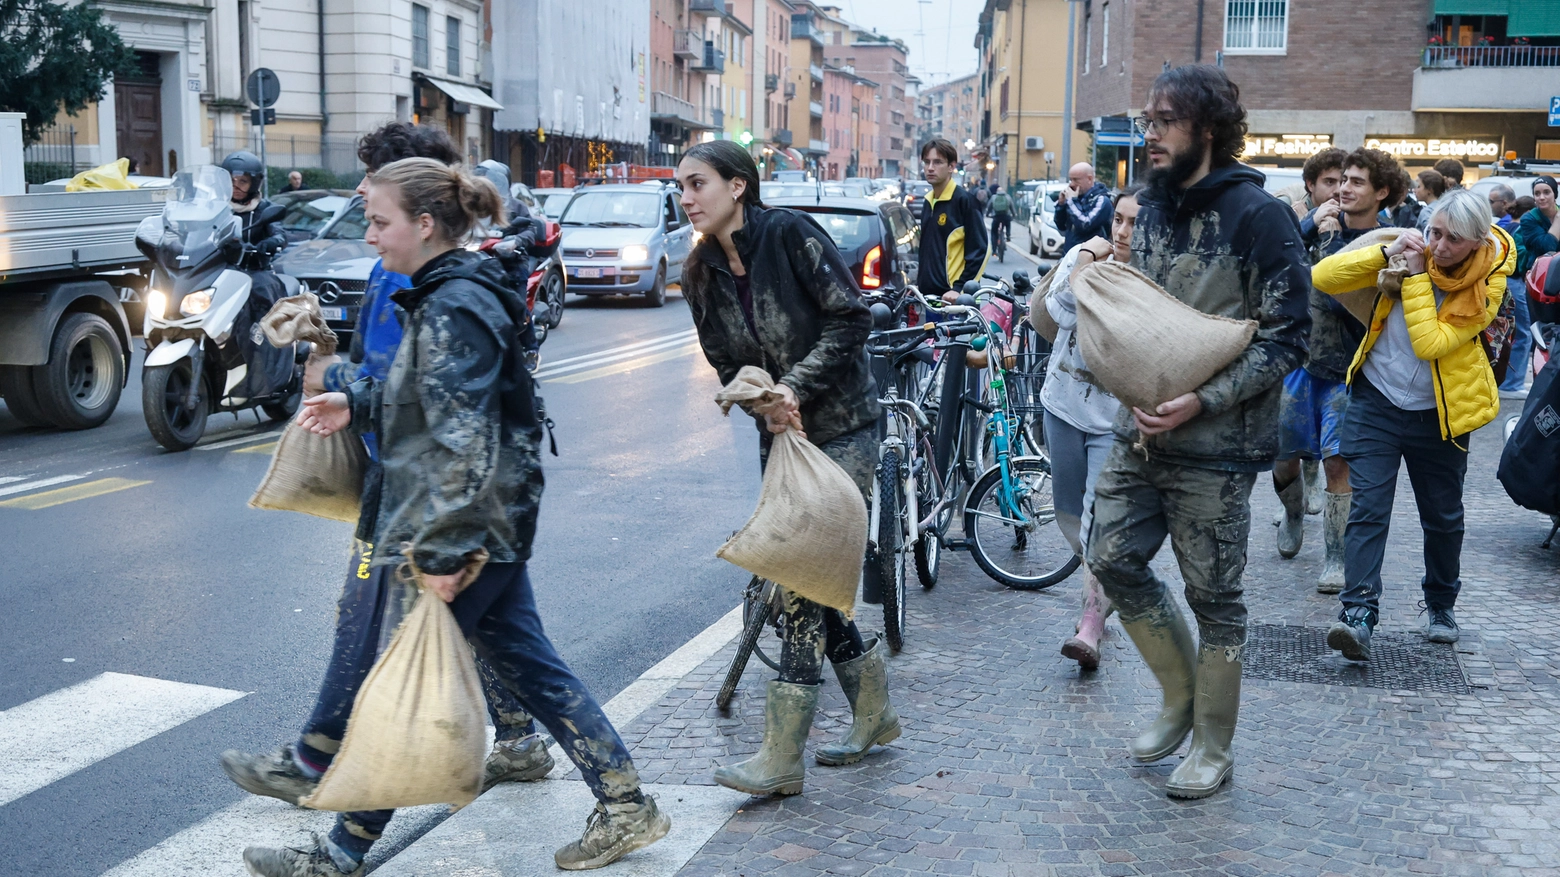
left=1061, top=0, right=1079, bottom=172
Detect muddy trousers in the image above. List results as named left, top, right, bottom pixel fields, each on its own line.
left=1085, top=441, right=1256, bottom=648
left=296, top=541, right=535, bottom=774
left=332, top=562, right=642, bottom=860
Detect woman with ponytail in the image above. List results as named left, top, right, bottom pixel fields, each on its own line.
left=677, top=140, right=902, bottom=798
left=244, top=157, right=670, bottom=876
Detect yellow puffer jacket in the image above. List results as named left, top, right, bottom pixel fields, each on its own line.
left=1312, top=227, right=1515, bottom=440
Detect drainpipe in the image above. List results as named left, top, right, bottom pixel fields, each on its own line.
left=1194, top=0, right=1204, bottom=63
left=1061, top=0, right=1078, bottom=172
left=317, top=0, right=329, bottom=142
left=1013, top=0, right=1025, bottom=187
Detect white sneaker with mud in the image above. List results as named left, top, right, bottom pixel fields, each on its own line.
left=242, top=833, right=362, bottom=877
left=483, top=734, right=556, bottom=790
left=221, top=744, right=319, bottom=805
left=553, top=795, right=671, bottom=871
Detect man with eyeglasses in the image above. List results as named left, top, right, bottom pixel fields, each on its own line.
left=1085, top=65, right=1311, bottom=800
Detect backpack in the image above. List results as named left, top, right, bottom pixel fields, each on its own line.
left=991, top=192, right=1012, bottom=213
left=1497, top=352, right=1560, bottom=516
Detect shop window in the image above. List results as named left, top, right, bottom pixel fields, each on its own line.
left=1224, top=0, right=1287, bottom=53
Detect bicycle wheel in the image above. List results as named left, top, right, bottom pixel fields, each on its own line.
left=877, top=449, right=907, bottom=652
left=742, top=576, right=781, bottom=671
left=963, top=457, right=1080, bottom=590
left=717, top=597, right=771, bottom=711
left=912, top=433, right=947, bottom=589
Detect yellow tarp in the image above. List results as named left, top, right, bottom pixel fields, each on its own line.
left=64, top=158, right=137, bottom=192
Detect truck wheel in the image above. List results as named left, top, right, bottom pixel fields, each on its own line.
left=30, top=312, right=125, bottom=430
left=0, top=366, right=55, bottom=428
left=143, top=361, right=209, bottom=451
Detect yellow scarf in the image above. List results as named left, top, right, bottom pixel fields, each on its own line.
left=1426, top=235, right=1501, bottom=328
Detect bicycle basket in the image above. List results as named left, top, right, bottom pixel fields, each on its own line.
left=1004, top=348, right=1048, bottom=416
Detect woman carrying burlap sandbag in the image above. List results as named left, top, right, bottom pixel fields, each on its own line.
left=677, top=141, right=902, bottom=797
left=241, top=158, right=670, bottom=877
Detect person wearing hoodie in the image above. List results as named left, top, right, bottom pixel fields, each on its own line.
left=243, top=159, right=670, bottom=876
left=1085, top=65, right=1311, bottom=800
left=676, top=140, right=902, bottom=799
left=1054, top=161, right=1114, bottom=254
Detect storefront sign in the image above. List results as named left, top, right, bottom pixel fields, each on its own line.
left=1363, top=137, right=1502, bottom=160
left=1243, top=134, right=1333, bottom=159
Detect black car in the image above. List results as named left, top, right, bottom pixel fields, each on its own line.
left=902, top=180, right=933, bottom=216
left=766, top=196, right=920, bottom=294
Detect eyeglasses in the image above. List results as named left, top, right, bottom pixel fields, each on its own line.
left=1132, top=115, right=1183, bottom=136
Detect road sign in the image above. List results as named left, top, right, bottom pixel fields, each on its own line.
left=246, top=68, right=280, bottom=108
left=249, top=108, right=276, bottom=126
left=1550, top=96, right=1560, bottom=127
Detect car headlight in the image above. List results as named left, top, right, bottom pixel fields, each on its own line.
left=622, top=245, right=650, bottom=264
left=179, top=289, right=214, bottom=316
left=145, top=290, right=167, bottom=319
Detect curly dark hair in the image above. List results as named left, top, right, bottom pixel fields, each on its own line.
left=1145, top=65, right=1248, bottom=168
left=1343, top=148, right=1406, bottom=209
left=1301, top=147, right=1346, bottom=188
left=356, top=122, right=462, bottom=172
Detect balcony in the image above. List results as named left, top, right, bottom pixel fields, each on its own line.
left=690, top=0, right=724, bottom=16
left=791, top=17, right=824, bottom=45
left=673, top=29, right=703, bottom=61
left=690, top=46, right=725, bottom=74
left=808, top=139, right=830, bottom=154
left=783, top=81, right=796, bottom=98
left=809, top=63, right=823, bottom=83
left=809, top=100, right=823, bottom=118
left=650, top=91, right=716, bottom=130
left=1413, top=45, right=1560, bottom=112
left=765, top=73, right=779, bottom=93
left=772, top=128, right=793, bottom=147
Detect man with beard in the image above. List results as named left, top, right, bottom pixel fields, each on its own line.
left=1084, top=65, right=1311, bottom=800
left=1055, top=162, right=1114, bottom=254
left=1272, top=148, right=1405, bottom=592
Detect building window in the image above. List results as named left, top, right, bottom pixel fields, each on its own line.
left=1101, top=2, right=1109, bottom=66
left=412, top=4, right=430, bottom=69
left=446, top=16, right=461, bottom=77
left=1082, top=11, right=1091, bottom=73
left=1224, top=0, right=1287, bottom=53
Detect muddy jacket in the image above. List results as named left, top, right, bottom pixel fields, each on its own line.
left=344, top=249, right=543, bottom=575
left=685, top=203, right=879, bottom=447
left=1122, top=164, right=1312, bottom=470
left=1299, top=214, right=1378, bottom=383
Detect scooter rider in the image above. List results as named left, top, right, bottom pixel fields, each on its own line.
left=219, top=151, right=287, bottom=295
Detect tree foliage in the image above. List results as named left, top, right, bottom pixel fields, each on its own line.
left=0, top=0, right=136, bottom=144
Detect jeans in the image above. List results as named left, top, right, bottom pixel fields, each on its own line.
left=1501, top=277, right=1531, bottom=391
left=332, top=562, right=642, bottom=859
left=1338, top=377, right=1468, bottom=624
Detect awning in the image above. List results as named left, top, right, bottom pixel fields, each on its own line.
left=419, top=76, right=503, bottom=111
left=1434, top=0, right=1560, bottom=35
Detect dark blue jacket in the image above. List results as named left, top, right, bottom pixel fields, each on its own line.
left=1054, top=181, right=1114, bottom=254
left=323, top=260, right=412, bottom=459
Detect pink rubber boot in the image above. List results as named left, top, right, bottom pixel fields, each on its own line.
left=1062, top=572, right=1110, bottom=671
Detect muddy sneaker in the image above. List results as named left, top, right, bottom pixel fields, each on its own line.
left=554, top=795, right=671, bottom=871
left=1327, top=610, right=1374, bottom=662
left=221, top=744, right=319, bottom=806
left=483, top=734, right=555, bottom=790
left=1425, top=606, right=1460, bottom=643
left=243, top=833, right=362, bottom=877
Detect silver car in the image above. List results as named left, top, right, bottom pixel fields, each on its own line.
left=558, top=184, right=694, bottom=307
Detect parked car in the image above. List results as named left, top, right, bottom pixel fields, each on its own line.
left=1025, top=182, right=1068, bottom=258
left=557, top=183, right=694, bottom=306
left=1256, top=166, right=1305, bottom=195
left=903, top=180, right=933, bottom=215
left=532, top=187, right=578, bottom=220
left=270, top=198, right=378, bottom=344
left=272, top=189, right=357, bottom=244
left=766, top=196, right=920, bottom=294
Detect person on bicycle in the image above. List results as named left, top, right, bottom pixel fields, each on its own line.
left=676, top=140, right=902, bottom=797
left=990, top=187, right=1013, bottom=258
left=1038, top=184, right=1142, bottom=671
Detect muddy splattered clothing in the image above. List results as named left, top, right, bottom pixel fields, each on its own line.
left=686, top=204, right=880, bottom=448
left=759, top=426, right=874, bottom=685
left=331, top=562, right=643, bottom=861
left=1087, top=442, right=1257, bottom=648
left=343, top=248, right=544, bottom=576
left=1121, top=164, right=1313, bottom=470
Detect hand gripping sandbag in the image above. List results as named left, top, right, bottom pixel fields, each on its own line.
left=301, top=551, right=490, bottom=812
left=1071, top=260, right=1257, bottom=414
left=714, top=367, right=867, bottom=616
left=248, top=294, right=368, bottom=522
left=1332, top=227, right=1406, bottom=327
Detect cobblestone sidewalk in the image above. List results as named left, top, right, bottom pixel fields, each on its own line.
left=590, top=418, right=1559, bottom=876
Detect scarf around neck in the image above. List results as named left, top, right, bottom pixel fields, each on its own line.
left=1426, top=231, right=1505, bottom=328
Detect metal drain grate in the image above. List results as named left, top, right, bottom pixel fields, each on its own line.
left=1242, top=624, right=1470, bottom=694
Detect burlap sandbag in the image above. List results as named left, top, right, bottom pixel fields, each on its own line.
left=714, top=367, right=867, bottom=616
left=1072, top=261, right=1257, bottom=413
left=1329, top=226, right=1405, bottom=327
left=301, top=551, right=489, bottom=812
left=1027, top=266, right=1060, bottom=343
left=249, top=294, right=367, bottom=523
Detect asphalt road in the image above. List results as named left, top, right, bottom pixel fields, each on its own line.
left=0, top=286, right=761, bottom=876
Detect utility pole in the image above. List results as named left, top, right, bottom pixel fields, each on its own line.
left=1060, top=0, right=1079, bottom=172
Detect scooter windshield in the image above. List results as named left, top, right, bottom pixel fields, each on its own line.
left=163, top=166, right=238, bottom=271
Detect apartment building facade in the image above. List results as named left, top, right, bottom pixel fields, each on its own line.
left=975, top=0, right=1092, bottom=185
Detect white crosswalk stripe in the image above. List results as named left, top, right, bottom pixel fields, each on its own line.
left=0, top=672, right=246, bottom=807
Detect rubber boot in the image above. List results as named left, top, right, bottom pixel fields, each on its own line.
left=713, top=681, right=818, bottom=796
left=1275, top=477, right=1305, bottom=559
left=815, top=639, right=901, bottom=766
left=1165, top=643, right=1242, bottom=799
left=1118, top=599, right=1197, bottom=762
left=1303, top=459, right=1324, bottom=515
left=1061, top=572, right=1109, bottom=671
left=1316, top=491, right=1350, bottom=594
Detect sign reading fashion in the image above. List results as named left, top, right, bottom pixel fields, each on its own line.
left=1363, top=138, right=1502, bottom=160
left=1242, top=134, right=1333, bottom=159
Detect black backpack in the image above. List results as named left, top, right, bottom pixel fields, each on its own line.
left=1497, top=353, right=1560, bottom=522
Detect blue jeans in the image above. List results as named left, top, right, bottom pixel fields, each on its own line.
left=331, top=562, right=642, bottom=859
left=1338, top=378, right=1468, bottom=624
left=1501, top=277, right=1531, bottom=391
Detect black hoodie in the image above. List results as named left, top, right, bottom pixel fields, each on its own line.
left=1122, top=163, right=1313, bottom=470
left=345, top=249, right=544, bottom=575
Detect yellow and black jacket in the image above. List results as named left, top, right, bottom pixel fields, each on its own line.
left=917, top=181, right=989, bottom=295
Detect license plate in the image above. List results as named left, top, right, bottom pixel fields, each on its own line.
left=320, top=306, right=346, bottom=321
left=575, top=268, right=603, bottom=278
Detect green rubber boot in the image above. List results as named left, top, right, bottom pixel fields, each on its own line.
left=1166, top=643, right=1243, bottom=799
left=1119, top=599, right=1197, bottom=762
left=713, top=681, right=818, bottom=796
left=816, top=639, right=901, bottom=766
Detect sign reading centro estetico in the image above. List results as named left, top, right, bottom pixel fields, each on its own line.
left=1364, top=137, right=1501, bottom=160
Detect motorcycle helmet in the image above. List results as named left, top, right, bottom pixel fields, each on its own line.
left=474, top=159, right=523, bottom=220
left=220, top=151, right=265, bottom=204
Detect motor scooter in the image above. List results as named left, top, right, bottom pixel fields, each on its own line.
left=134, top=166, right=306, bottom=450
